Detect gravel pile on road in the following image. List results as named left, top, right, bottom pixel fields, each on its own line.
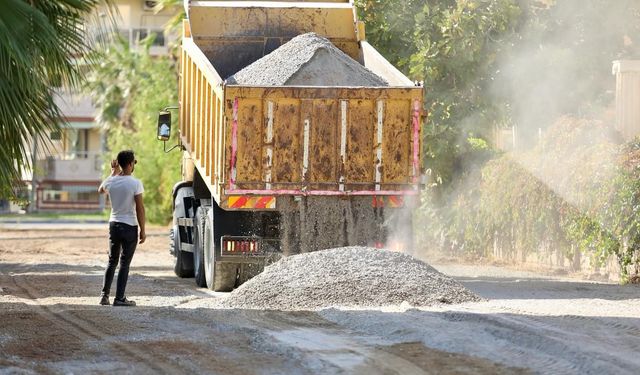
left=220, top=247, right=481, bottom=311
left=227, top=33, right=388, bottom=86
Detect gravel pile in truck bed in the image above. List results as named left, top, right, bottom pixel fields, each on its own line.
left=226, top=33, right=388, bottom=86
left=219, top=247, right=481, bottom=311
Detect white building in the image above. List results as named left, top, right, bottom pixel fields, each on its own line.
left=19, top=0, right=178, bottom=212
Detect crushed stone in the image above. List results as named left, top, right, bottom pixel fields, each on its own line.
left=227, top=33, right=388, bottom=86
left=219, top=247, right=481, bottom=311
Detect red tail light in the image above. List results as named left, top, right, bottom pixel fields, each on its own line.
left=222, top=237, right=261, bottom=255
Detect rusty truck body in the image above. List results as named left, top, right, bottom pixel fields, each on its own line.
left=163, top=0, right=424, bottom=291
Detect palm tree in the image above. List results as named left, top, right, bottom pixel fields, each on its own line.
left=0, top=0, right=112, bottom=200
left=155, top=0, right=185, bottom=35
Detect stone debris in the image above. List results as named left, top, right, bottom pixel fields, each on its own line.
left=227, top=33, right=388, bottom=86
left=220, top=247, right=481, bottom=310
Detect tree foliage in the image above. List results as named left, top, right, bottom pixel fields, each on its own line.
left=356, top=0, right=640, bottom=183
left=357, top=0, right=640, bottom=280
left=355, top=0, right=521, bottom=184
left=0, top=0, right=112, bottom=198
left=85, top=37, right=180, bottom=224
left=418, top=117, right=639, bottom=282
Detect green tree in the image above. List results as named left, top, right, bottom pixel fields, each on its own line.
left=154, top=0, right=185, bottom=35
left=357, top=0, right=640, bottom=185
left=356, top=0, right=521, bottom=184
left=0, top=0, right=111, bottom=198
left=359, top=1, right=640, bottom=280
left=85, top=36, right=181, bottom=224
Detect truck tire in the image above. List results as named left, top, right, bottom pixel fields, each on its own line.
left=203, top=206, right=237, bottom=292
left=193, top=207, right=207, bottom=287
left=172, top=184, right=195, bottom=278
left=203, top=207, right=215, bottom=289
left=171, top=225, right=194, bottom=278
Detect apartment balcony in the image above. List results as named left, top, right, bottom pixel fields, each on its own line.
left=40, top=152, right=103, bottom=183
left=54, top=90, right=96, bottom=119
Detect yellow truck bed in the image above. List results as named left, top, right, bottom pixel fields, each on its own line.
left=178, top=1, right=423, bottom=210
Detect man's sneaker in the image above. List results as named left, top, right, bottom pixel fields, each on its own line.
left=113, top=297, right=136, bottom=307
left=99, top=295, right=110, bottom=306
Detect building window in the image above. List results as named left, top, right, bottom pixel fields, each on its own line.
left=65, top=128, right=89, bottom=159
left=133, top=28, right=165, bottom=46
left=110, top=28, right=166, bottom=47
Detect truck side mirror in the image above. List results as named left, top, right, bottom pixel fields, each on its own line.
left=157, top=111, right=171, bottom=141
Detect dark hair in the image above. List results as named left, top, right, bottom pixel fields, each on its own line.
left=117, top=150, right=135, bottom=168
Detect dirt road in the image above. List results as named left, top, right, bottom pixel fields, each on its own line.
left=1, top=228, right=638, bottom=374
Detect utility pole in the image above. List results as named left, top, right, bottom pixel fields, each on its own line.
left=99, top=129, right=106, bottom=211
left=29, top=136, right=38, bottom=213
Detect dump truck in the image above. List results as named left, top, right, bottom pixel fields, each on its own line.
left=159, top=0, right=424, bottom=291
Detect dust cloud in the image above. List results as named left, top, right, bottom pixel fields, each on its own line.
left=415, top=0, right=640, bottom=263
left=494, top=0, right=640, bottom=219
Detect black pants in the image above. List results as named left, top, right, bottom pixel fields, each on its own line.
left=102, top=222, right=138, bottom=300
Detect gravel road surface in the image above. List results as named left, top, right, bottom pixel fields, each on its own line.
left=1, top=228, right=638, bottom=374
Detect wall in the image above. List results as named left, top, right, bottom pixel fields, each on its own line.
left=115, top=0, right=173, bottom=29
left=613, top=60, right=640, bottom=140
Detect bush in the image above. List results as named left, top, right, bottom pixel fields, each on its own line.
left=418, top=116, right=640, bottom=282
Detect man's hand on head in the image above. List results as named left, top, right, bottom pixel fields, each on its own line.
left=110, top=159, right=121, bottom=177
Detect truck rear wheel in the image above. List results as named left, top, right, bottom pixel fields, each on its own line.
left=203, top=207, right=215, bottom=288
left=171, top=225, right=194, bottom=278
left=193, top=208, right=207, bottom=287
left=203, top=207, right=237, bottom=292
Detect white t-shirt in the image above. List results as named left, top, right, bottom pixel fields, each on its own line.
left=100, top=175, right=144, bottom=226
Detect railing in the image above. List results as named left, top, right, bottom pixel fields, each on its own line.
left=89, top=27, right=169, bottom=55
left=49, top=151, right=100, bottom=161
left=40, top=152, right=103, bottom=182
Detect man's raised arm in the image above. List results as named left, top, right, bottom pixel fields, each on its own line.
left=99, top=159, right=121, bottom=194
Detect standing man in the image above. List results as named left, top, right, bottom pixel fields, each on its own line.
left=98, top=150, right=146, bottom=306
